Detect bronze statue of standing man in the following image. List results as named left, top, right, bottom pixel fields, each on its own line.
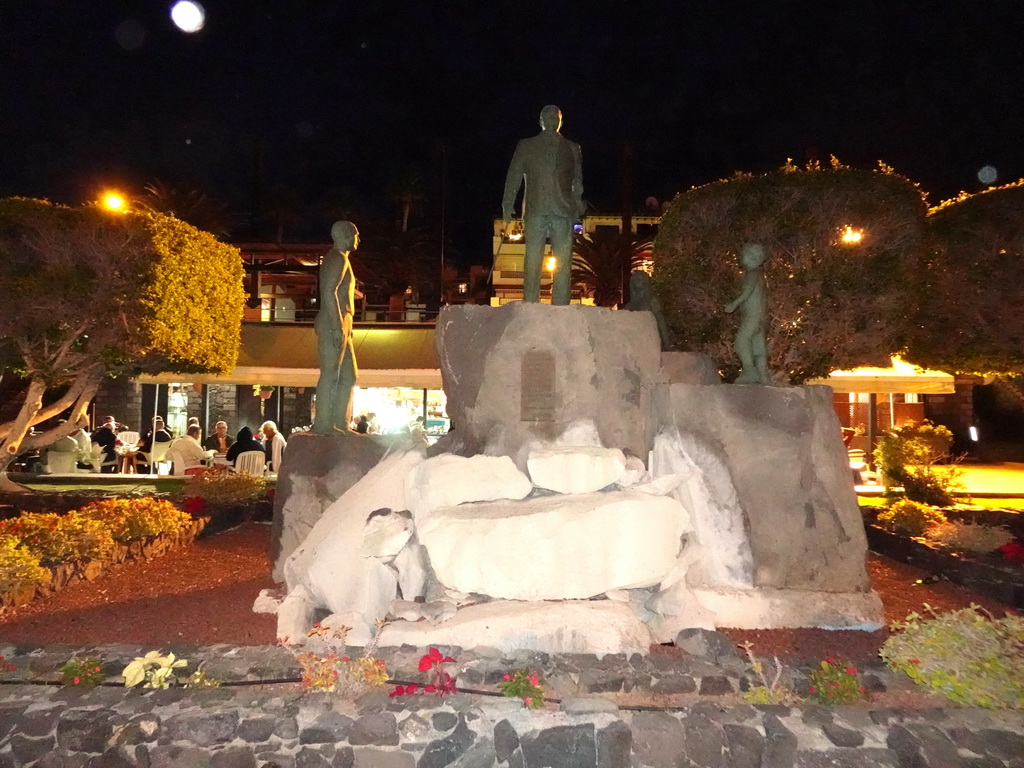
left=313, top=221, right=359, bottom=433
left=502, top=105, right=585, bottom=305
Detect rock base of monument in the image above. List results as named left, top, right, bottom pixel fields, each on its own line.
left=687, top=587, right=885, bottom=631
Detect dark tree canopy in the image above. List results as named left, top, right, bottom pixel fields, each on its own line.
left=652, top=161, right=928, bottom=383
left=903, top=181, right=1024, bottom=374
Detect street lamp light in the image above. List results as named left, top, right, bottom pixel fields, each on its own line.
left=840, top=225, right=863, bottom=245
left=101, top=192, right=127, bottom=213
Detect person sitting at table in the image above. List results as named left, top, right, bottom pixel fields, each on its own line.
left=225, top=426, right=265, bottom=465
left=136, top=416, right=173, bottom=473
left=203, top=421, right=231, bottom=453
left=169, top=425, right=207, bottom=475
left=261, top=420, right=288, bottom=473
left=90, top=422, right=118, bottom=473
left=69, top=420, right=92, bottom=469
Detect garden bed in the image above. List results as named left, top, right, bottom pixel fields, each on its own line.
left=864, top=523, right=1024, bottom=609
left=0, top=515, right=208, bottom=609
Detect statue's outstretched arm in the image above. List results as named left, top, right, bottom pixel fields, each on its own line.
left=502, top=141, right=526, bottom=221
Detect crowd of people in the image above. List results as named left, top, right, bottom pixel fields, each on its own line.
left=44, top=416, right=291, bottom=475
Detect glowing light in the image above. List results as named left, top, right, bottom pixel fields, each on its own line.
left=840, top=225, right=863, bottom=245
left=545, top=256, right=557, bottom=272
left=101, top=192, right=127, bottom=212
left=977, top=165, right=998, bottom=185
left=969, top=426, right=979, bottom=442
left=170, top=1, right=205, bottom=33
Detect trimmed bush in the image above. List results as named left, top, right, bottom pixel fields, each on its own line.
left=77, top=498, right=191, bottom=543
left=0, top=537, right=50, bottom=594
left=877, top=499, right=946, bottom=536
left=925, top=521, right=1016, bottom=555
left=881, top=605, right=1024, bottom=708
left=0, top=512, right=114, bottom=565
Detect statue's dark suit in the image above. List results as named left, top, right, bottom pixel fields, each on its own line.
left=503, top=121, right=584, bottom=305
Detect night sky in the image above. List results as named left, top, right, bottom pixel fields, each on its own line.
left=2, top=1, right=1023, bottom=262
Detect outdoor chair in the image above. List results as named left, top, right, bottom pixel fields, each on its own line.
left=134, top=441, right=171, bottom=475
left=116, top=430, right=140, bottom=447
left=45, top=452, right=78, bottom=474
left=232, top=450, right=267, bottom=476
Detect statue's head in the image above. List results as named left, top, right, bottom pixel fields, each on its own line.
left=740, top=242, right=767, bottom=269
left=629, top=270, right=652, bottom=299
left=539, top=105, right=562, bottom=132
left=330, top=220, right=359, bottom=251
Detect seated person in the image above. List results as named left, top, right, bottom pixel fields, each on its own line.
left=45, top=421, right=79, bottom=473
left=225, top=426, right=265, bottom=465
left=260, top=420, right=287, bottom=473
left=168, top=425, right=207, bottom=475
left=69, top=421, right=93, bottom=469
left=203, top=421, right=232, bottom=453
left=136, top=417, right=174, bottom=472
left=90, top=422, right=118, bottom=473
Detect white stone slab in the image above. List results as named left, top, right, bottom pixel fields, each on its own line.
left=690, top=587, right=884, bottom=630
left=417, top=490, right=689, bottom=600
left=527, top=446, right=626, bottom=494
left=405, top=453, right=533, bottom=520
left=377, top=600, right=655, bottom=657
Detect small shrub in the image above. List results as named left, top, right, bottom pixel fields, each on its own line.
left=925, top=521, right=1015, bottom=554
left=740, top=641, right=803, bottom=705
left=60, top=657, right=105, bottom=688
left=498, top=669, right=545, bottom=708
left=183, top=472, right=267, bottom=505
left=0, top=536, right=50, bottom=594
left=78, top=498, right=190, bottom=542
left=880, top=604, right=1024, bottom=708
left=874, top=421, right=965, bottom=506
left=390, top=646, right=458, bottom=699
left=807, top=658, right=867, bottom=704
left=122, top=651, right=188, bottom=689
left=877, top=499, right=946, bottom=536
left=184, top=668, right=221, bottom=688
left=285, top=621, right=390, bottom=695
left=0, top=512, right=113, bottom=564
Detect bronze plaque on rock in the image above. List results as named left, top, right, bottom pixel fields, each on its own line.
left=520, top=348, right=557, bottom=422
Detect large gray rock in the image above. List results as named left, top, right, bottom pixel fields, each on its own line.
left=655, top=383, right=869, bottom=593
left=271, top=432, right=413, bottom=581
left=435, top=303, right=662, bottom=467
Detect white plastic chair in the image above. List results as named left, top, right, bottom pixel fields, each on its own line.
left=232, top=450, right=266, bottom=476
left=117, top=431, right=140, bottom=447
left=45, top=452, right=78, bottom=474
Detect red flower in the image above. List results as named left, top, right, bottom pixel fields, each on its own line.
left=809, top=686, right=816, bottom=694
left=824, top=656, right=836, bottom=664
left=418, top=647, right=455, bottom=671
left=425, top=685, right=435, bottom=693
left=845, top=666, right=857, bottom=675
left=181, top=496, right=208, bottom=515
left=998, top=541, right=1024, bottom=562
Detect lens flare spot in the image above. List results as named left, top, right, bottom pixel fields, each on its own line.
left=170, top=1, right=205, bottom=33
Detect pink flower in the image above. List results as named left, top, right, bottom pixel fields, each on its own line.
left=809, top=686, right=816, bottom=694
left=524, top=697, right=532, bottom=707
left=825, top=656, right=836, bottom=664
left=845, top=666, right=857, bottom=675
left=425, top=685, right=436, bottom=693
left=73, top=677, right=80, bottom=685
left=529, top=673, right=539, bottom=686
left=503, top=674, right=512, bottom=681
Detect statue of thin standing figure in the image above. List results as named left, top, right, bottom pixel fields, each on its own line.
left=313, top=221, right=359, bottom=433
left=724, top=242, right=770, bottom=384
left=623, top=270, right=673, bottom=351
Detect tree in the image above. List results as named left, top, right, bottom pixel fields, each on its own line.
left=0, top=198, right=244, bottom=490
left=572, top=230, right=652, bottom=307
left=135, top=181, right=233, bottom=239
left=652, top=160, right=928, bottom=383
left=903, top=181, right=1024, bottom=374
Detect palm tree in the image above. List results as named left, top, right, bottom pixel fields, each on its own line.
left=135, top=181, right=233, bottom=238
left=572, top=230, right=653, bottom=307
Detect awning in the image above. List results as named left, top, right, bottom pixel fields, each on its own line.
left=809, top=357, right=956, bottom=394
left=137, top=323, right=443, bottom=389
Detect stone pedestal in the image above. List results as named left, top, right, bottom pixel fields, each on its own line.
left=436, top=303, right=662, bottom=466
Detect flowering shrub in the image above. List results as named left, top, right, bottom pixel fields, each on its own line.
left=877, top=499, right=946, bottom=536
left=183, top=472, right=267, bottom=505
left=999, top=541, right=1024, bottom=563
left=78, top=498, right=190, bottom=542
left=390, top=647, right=458, bottom=699
left=60, top=657, right=105, bottom=688
left=807, top=658, right=867, bottom=704
left=0, top=537, right=50, bottom=594
left=880, top=604, right=1024, bottom=708
left=181, top=496, right=208, bottom=515
left=498, top=669, right=545, bottom=708
left=0, top=656, right=17, bottom=674
left=283, top=621, right=390, bottom=695
left=740, top=641, right=803, bottom=705
left=924, top=521, right=1015, bottom=554
left=0, top=512, right=114, bottom=565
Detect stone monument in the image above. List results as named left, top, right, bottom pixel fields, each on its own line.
left=502, top=105, right=585, bottom=305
